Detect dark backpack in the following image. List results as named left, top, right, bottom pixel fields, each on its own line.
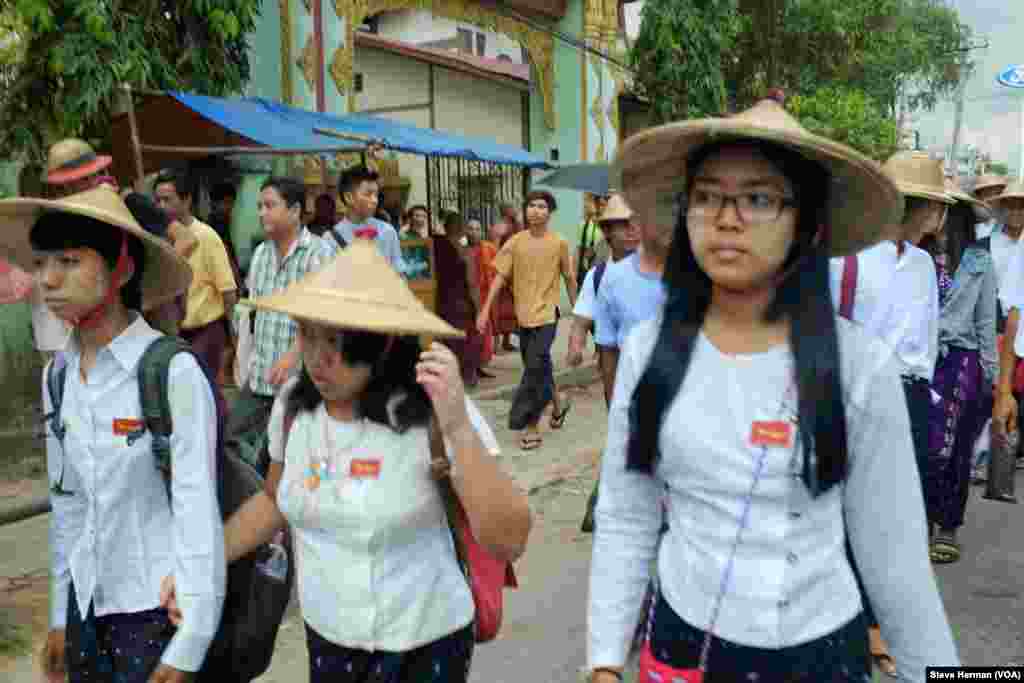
left=46, top=336, right=294, bottom=682
left=592, top=260, right=609, bottom=296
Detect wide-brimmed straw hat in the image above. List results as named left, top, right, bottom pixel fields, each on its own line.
left=973, top=174, right=1008, bottom=197
left=243, top=240, right=464, bottom=339
left=0, top=186, right=191, bottom=311
left=990, top=182, right=1024, bottom=208
left=46, top=138, right=113, bottom=185
left=944, top=178, right=990, bottom=222
left=617, top=99, right=904, bottom=257
left=883, top=152, right=954, bottom=205
left=598, top=193, right=633, bottom=224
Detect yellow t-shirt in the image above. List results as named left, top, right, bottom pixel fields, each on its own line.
left=494, top=229, right=570, bottom=329
left=182, top=218, right=238, bottom=330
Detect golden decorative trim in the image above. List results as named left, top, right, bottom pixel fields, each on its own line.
left=280, top=0, right=294, bottom=105
left=299, top=35, right=318, bottom=90
left=330, top=0, right=556, bottom=128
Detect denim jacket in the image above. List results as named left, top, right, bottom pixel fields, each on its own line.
left=938, top=244, right=998, bottom=385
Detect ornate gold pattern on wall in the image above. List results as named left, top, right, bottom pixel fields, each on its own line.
left=585, top=0, right=619, bottom=50
left=299, top=35, right=318, bottom=90
left=330, top=0, right=556, bottom=128
left=280, top=0, right=294, bottom=105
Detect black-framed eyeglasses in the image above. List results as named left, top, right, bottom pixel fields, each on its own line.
left=686, top=189, right=797, bottom=225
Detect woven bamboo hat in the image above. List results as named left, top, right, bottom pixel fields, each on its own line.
left=617, top=99, right=904, bottom=257
left=0, top=185, right=191, bottom=311
left=973, top=174, right=1008, bottom=197
left=883, top=151, right=955, bottom=205
left=945, top=178, right=990, bottom=222
left=46, top=138, right=113, bottom=185
left=990, top=182, right=1024, bottom=207
left=598, top=193, right=633, bottom=224
left=243, top=240, right=464, bottom=339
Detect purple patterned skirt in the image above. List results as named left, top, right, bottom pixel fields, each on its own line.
left=927, top=347, right=986, bottom=530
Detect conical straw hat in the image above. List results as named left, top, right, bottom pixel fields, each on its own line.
left=945, top=178, right=990, bottom=222
left=0, top=185, right=191, bottom=311
left=883, top=151, right=954, bottom=204
left=243, top=240, right=464, bottom=339
left=990, top=182, right=1024, bottom=207
left=46, top=138, right=112, bottom=185
left=973, top=174, right=1008, bottom=196
left=598, top=193, right=633, bottom=224
left=617, top=99, right=904, bottom=257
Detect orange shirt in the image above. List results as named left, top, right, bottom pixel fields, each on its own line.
left=494, top=230, right=570, bottom=329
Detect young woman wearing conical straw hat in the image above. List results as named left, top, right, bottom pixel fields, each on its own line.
left=586, top=100, right=957, bottom=683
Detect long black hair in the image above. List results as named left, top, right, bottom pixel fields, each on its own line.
left=286, top=331, right=432, bottom=432
left=919, top=203, right=975, bottom=274
left=627, top=139, right=849, bottom=497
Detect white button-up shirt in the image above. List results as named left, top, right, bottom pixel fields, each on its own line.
left=44, top=316, right=225, bottom=672
left=989, top=228, right=1016, bottom=299
left=268, top=383, right=499, bottom=651
left=573, top=267, right=598, bottom=321
left=829, top=242, right=939, bottom=381
left=588, top=318, right=958, bottom=680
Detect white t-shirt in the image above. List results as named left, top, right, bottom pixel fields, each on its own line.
left=573, top=267, right=598, bottom=321
left=267, top=383, right=500, bottom=651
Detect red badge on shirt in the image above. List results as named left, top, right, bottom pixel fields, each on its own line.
left=350, top=459, right=382, bottom=479
left=750, top=420, right=793, bottom=448
left=113, top=418, right=144, bottom=436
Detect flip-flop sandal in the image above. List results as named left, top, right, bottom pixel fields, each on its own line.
left=929, top=535, right=961, bottom=564
left=550, top=400, right=572, bottom=430
left=872, top=651, right=899, bottom=677
left=521, top=435, right=543, bottom=451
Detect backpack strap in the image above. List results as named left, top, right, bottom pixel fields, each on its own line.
left=137, top=336, right=197, bottom=501
left=593, top=260, right=608, bottom=297
left=332, top=227, right=348, bottom=250
left=45, top=353, right=68, bottom=445
left=839, top=254, right=858, bottom=320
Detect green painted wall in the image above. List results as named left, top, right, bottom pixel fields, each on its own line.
left=245, top=0, right=283, bottom=101
left=529, top=0, right=585, bottom=249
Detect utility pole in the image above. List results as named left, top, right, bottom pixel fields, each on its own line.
left=950, top=69, right=967, bottom=170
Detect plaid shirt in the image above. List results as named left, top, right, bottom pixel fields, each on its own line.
left=243, top=227, right=332, bottom=397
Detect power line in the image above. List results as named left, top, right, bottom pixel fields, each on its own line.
left=491, top=2, right=634, bottom=73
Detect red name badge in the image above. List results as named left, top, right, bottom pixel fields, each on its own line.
left=113, top=418, right=144, bottom=436
left=750, top=420, right=793, bottom=448
left=350, top=459, right=382, bottom=479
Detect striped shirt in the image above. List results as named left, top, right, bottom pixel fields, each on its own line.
left=243, top=228, right=333, bottom=397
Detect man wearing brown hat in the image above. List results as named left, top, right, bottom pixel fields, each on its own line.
left=0, top=186, right=224, bottom=683
left=990, top=184, right=1024, bottom=463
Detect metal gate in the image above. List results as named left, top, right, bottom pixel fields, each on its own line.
left=426, top=157, right=530, bottom=228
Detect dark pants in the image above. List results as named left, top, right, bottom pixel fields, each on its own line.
left=508, top=322, right=557, bottom=430
left=65, top=585, right=175, bottom=683
left=902, top=376, right=932, bottom=494
left=305, top=623, right=473, bottom=683
left=225, top=387, right=275, bottom=474
left=647, top=592, right=869, bottom=682
left=181, top=316, right=229, bottom=384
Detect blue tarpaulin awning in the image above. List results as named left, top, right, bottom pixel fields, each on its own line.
left=167, top=92, right=549, bottom=168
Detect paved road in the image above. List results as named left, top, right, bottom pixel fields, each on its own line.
left=6, top=374, right=1024, bottom=680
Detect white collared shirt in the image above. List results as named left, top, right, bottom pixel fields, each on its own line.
left=588, top=318, right=958, bottom=679
left=573, top=267, right=598, bottom=321
left=268, top=383, right=499, bottom=651
left=989, top=228, right=1017, bottom=300
left=44, top=316, right=225, bottom=672
left=828, top=242, right=939, bottom=381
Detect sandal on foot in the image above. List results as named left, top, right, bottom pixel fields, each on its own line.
left=550, top=400, right=572, bottom=430
left=869, top=628, right=898, bottom=677
left=929, top=533, right=961, bottom=564
left=520, top=435, right=543, bottom=451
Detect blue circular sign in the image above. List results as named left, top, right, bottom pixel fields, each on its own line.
left=997, top=64, right=1024, bottom=89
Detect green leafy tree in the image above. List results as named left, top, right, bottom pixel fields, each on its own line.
left=788, top=86, right=899, bottom=161
left=629, top=0, right=742, bottom=123
left=0, top=0, right=260, bottom=164
left=727, top=0, right=968, bottom=116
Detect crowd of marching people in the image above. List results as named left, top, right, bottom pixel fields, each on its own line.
left=8, top=87, right=1024, bottom=683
